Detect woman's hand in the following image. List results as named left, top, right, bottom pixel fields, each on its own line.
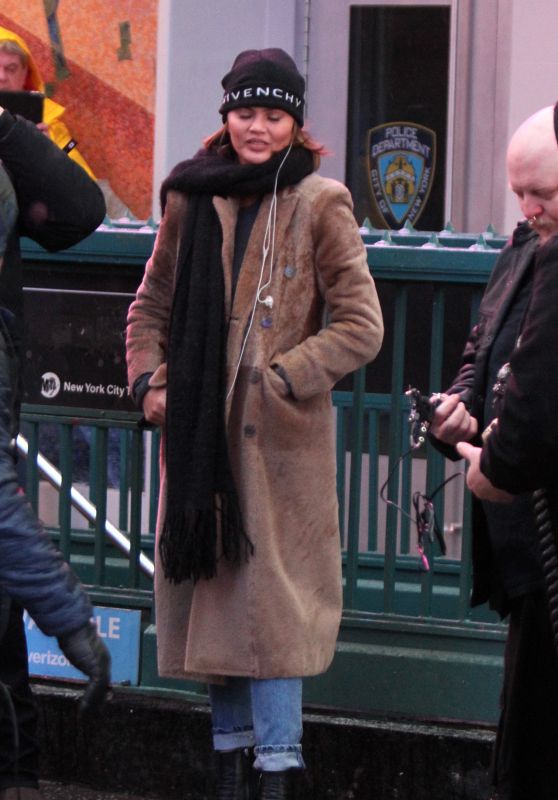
left=429, top=393, right=478, bottom=445
left=143, top=386, right=166, bottom=426
left=456, top=441, right=513, bottom=503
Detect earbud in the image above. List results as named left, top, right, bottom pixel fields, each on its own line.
left=261, top=295, right=274, bottom=309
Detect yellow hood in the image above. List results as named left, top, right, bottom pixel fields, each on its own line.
left=0, top=25, right=45, bottom=93
left=0, top=25, right=94, bottom=179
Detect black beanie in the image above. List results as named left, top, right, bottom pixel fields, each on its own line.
left=219, top=48, right=305, bottom=127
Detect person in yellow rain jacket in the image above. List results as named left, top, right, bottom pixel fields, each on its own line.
left=0, top=25, right=95, bottom=179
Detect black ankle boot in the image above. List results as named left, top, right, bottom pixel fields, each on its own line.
left=256, top=770, right=292, bottom=800
left=216, top=747, right=253, bottom=800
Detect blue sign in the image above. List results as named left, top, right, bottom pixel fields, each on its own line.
left=24, top=606, right=141, bottom=686
left=367, top=122, right=436, bottom=228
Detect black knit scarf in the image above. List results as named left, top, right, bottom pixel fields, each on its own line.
left=159, top=145, right=314, bottom=583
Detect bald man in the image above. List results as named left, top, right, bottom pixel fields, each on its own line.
left=430, top=104, right=558, bottom=800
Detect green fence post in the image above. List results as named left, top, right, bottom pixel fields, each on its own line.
left=367, top=407, right=379, bottom=552
left=345, top=366, right=366, bottom=608
left=25, top=422, right=40, bottom=513
left=421, top=284, right=446, bottom=616
left=128, top=429, right=143, bottom=589
left=336, top=404, right=347, bottom=545
left=384, top=286, right=408, bottom=613
left=148, top=429, right=160, bottom=534
left=119, top=428, right=131, bottom=532
left=93, top=427, right=108, bottom=586
left=58, top=423, right=73, bottom=560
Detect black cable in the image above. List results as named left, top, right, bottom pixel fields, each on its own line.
left=379, top=447, right=416, bottom=527
left=379, top=389, right=467, bottom=569
left=380, top=449, right=462, bottom=569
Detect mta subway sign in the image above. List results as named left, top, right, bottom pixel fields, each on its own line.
left=367, top=122, right=436, bottom=228
left=24, top=605, right=141, bottom=686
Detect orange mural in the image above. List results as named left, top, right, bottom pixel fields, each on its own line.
left=0, top=1, right=157, bottom=219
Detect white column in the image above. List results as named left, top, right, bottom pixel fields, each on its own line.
left=152, top=0, right=297, bottom=220
left=501, top=0, right=558, bottom=234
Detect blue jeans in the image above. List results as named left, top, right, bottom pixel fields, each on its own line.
left=208, top=677, right=305, bottom=771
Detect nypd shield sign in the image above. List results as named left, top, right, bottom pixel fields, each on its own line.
left=367, top=122, right=436, bottom=228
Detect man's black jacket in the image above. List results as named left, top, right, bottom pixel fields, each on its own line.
left=0, top=109, right=105, bottom=323
left=432, top=222, right=551, bottom=608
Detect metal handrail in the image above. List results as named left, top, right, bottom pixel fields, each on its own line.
left=16, top=433, right=155, bottom=579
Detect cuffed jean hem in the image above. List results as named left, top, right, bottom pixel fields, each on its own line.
left=253, top=745, right=305, bottom=772
left=213, top=728, right=256, bottom=752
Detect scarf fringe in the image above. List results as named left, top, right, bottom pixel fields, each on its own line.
left=220, top=492, right=255, bottom=567
left=160, top=494, right=254, bottom=584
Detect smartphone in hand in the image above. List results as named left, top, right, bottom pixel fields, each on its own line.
left=0, top=90, right=44, bottom=124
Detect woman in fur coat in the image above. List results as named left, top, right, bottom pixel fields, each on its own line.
left=126, top=48, right=383, bottom=799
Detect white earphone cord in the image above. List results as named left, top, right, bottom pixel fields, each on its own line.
left=226, top=143, right=293, bottom=401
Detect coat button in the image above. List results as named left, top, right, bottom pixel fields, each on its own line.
left=244, top=424, right=256, bottom=438
left=284, top=265, right=297, bottom=278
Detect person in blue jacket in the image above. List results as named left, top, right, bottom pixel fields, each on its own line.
left=0, top=105, right=110, bottom=800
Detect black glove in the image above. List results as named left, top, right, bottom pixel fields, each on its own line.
left=58, top=620, right=111, bottom=714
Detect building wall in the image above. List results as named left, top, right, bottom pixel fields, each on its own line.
left=0, top=1, right=157, bottom=220
left=152, top=0, right=298, bottom=218
left=455, top=0, right=558, bottom=236
left=303, top=0, right=558, bottom=235
left=306, top=0, right=455, bottom=231
left=501, top=0, right=558, bottom=234
left=4, top=2, right=556, bottom=230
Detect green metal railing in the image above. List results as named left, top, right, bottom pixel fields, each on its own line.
left=19, top=224, right=510, bottom=721
left=19, top=409, right=156, bottom=609
left=333, top=223, right=506, bottom=619
left=309, top=224, right=508, bottom=721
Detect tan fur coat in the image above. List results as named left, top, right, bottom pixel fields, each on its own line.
left=126, top=172, right=383, bottom=682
